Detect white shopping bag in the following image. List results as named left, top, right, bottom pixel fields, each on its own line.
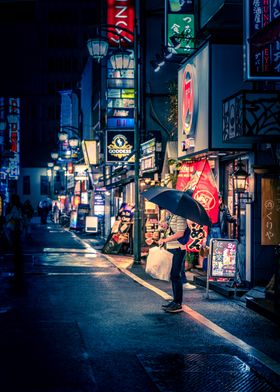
left=145, top=246, right=173, bottom=281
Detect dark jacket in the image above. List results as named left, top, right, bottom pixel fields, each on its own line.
left=219, top=204, right=235, bottom=237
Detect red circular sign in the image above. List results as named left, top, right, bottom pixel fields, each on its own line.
left=182, top=64, right=194, bottom=135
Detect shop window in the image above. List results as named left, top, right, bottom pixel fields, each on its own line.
left=23, top=175, right=30, bottom=195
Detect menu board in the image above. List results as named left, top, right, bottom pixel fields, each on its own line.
left=209, top=239, right=238, bottom=278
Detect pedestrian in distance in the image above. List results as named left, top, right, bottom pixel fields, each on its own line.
left=22, top=199, right=34, bottom=239
left=4, top=194, right=25, bottom=289
left=52, top=202, right=60, bottom=224
left=158, top=213, right=191, bottom=313
left=38, top=200, right=51, bottom=224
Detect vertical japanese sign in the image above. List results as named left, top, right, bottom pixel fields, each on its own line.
left=261, top=178, right=280, bottom=245
left=107, top=0, right=135, bottom=47
left=8, top=98, right=20, bottom=179
left=245, top=0, right=280, bottom=80
left=165, top=0, right=194, bottom=55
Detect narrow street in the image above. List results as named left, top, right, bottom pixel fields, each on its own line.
left=0, top=221, right=280, bottom=392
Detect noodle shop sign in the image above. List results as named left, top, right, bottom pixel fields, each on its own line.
left=261, top=178, right=280, bottom=245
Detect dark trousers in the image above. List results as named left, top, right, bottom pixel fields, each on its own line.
left=168, top=248, right=186, bottom=304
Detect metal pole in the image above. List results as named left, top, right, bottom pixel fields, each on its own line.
left=133, top=18, right=141, bottom=264
left=237, top=193, right=241, bottom=242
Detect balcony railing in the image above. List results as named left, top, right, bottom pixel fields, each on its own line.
left=222, top=90, right=280, bottom=143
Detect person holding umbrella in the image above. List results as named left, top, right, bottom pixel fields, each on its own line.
left=142, top=186, right=211, bottom=313
left=158, top=214, right=191, bottom=313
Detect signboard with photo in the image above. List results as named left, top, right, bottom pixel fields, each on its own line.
left=209, top=239, right=238, bottom=278
left=102, top=203, right=135, bottom=254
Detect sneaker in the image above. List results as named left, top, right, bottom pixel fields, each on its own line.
left=183, top=282, right=196, bottom=289
left=164, top=302, right=183, bottom=313
left=161, top=301, right=176, bottom=310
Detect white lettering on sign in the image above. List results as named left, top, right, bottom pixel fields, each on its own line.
left=113, top=109, right=129, bottom=117
left=262, top=178, right=280, bottom=245
left=264, top=199, right=274, bottom=240
left=108, top=0, right=133, bottom=45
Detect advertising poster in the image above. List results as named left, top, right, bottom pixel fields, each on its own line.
left=70, top=211, right=78, bottom=230
left=76, top=204, right=90, bottom=230
left=102, top=203, right=135, bottom=254
left=209, top=239, right=238, bottom=278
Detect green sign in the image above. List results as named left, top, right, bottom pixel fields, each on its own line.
left=167, top=14, right=194, bottom=55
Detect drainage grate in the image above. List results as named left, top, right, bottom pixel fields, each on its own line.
left=137, top=353, right=276, bottom=392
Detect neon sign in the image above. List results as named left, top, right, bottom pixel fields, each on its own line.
left=107, top=0, right=135, bottom=47
left=245, top=0, right=280, bottom=80
left=106, top=131, right=134, bottom=162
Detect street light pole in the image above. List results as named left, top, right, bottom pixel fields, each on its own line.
left=87, top=20, right=142, bottom=264
left=133, top=18, right=141, bottom=264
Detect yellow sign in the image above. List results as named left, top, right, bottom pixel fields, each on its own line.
left=122, top=89, right=134, bottom=99
left=107, top=134, right=133, bottom=159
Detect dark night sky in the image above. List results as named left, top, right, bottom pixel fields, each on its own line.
left=0, top=0, right=100, bottom=167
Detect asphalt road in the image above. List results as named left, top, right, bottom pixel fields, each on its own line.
left=0, top=222, right=280, bottom=391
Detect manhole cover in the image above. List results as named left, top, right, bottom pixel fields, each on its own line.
left=137, top=353, right=276, bottom=392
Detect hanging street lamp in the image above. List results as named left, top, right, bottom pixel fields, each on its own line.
left=87, top=37, right=109, bottom=62
left=68, top=137, right=80, bottom=149
left=109, top=48, right=133, bottom=70
left=58, top=131, right=68, bottom=142
left=232, top=160, right=249, bottom=193
left=51, top=152, right=59, bottom=160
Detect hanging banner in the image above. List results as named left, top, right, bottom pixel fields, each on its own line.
left=176, top=159, right=219, bottom=252
left=176, top=160, right=206, bottom=252
left=192, top=160, right=219, bottom=224
left=176, top=160, right=205, bottom=191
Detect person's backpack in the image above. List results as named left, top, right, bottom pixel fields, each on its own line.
left=178, top=226, right=191, bottom=245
